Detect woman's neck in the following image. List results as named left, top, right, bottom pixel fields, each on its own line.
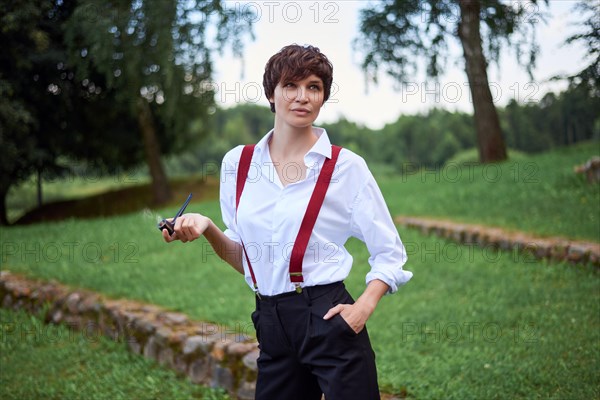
left=269, top=123, right=318, bottom=161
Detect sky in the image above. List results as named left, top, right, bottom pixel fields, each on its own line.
left=211, top=0, right=590, bottom=130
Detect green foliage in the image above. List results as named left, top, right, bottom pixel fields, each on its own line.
left=323, top=88, right=596, bottom=170
left=355, top=0, right=547, bottom=81
left=0, top=308, right=230, bottom=399
left=354, top=0, right=552, bottom=164
left=322, top=108, right=475, bottom=169
left=0, top=0, right=142, bottom=223
left=563, top=1, right=599, bottom=96
left=501, top=89, right=600, bottom=152
left=164, top=104, right=274, bottom=173
left=0, top=1, right=74, bottom=223
left=0, top=0, right=255, bottom=222
left=63, top=0, right=254, bottom=157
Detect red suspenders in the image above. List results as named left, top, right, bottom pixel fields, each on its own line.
left=235, top=144, right=342, bottom=294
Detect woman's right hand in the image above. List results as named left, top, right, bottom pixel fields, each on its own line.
left=162, top=213, right=211, bottom=243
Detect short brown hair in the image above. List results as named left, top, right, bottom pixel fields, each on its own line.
left=263, top=44, right=333, bottom=113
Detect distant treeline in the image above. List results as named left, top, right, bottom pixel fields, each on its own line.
left=167, top=84, right=599, bottom=176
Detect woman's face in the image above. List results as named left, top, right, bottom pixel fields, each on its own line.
left=269, top=74, right=325, bottom=129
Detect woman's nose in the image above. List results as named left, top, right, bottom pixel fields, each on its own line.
left=295, top=88, right=308, bottom=102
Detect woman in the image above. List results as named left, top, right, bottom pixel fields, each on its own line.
left=163, top=44, right=412, bottom=400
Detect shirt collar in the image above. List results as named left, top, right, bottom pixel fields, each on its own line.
left=255, top=127, right=332, bottom=165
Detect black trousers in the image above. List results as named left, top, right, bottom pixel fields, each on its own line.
left=251, top=282, right=381, bottom=400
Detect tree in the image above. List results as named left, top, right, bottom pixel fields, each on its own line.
left=0, top=0, right=143, bottom=225
left=355, top=0, right=547, bottom=163
left=64, top=0, right=253, bottom=204
left=563, top=1, right=599, bottom=96
left=1, top=1, right=57, bottom=225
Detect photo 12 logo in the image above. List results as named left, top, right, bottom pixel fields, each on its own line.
left=219, top=1, right=341, bottom=24
left=1, top=241, right=139, bottom=264
left=400, top=321, right=538, bottom=344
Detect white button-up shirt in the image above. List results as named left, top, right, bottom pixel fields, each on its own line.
left=220, top=127, right=412, bottom=296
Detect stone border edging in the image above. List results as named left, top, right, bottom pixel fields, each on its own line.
left=395, top=216, right=600, bottom=267
left=0, top=271, right=259, bottom=399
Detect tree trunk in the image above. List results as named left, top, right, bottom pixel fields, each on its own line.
left=37, top=168, right=43, bottom=207
left=137, top=98, right=172, bottom=204
left=0, top=186, right=8, bottom=226
left=458, top=0, right=508, bottom=163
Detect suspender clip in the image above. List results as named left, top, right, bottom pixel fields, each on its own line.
left=294, top=283, right=302, bottom=294
left=254, top=284, right=261, bottom=300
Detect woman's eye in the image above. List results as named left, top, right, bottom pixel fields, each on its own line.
left=310, top=85, right=322, bottom=90
left=284, top=82, right=295, bottom=87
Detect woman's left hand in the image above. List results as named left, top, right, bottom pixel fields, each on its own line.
left=323, top=303, right=371, bottom=334
left=322, top=280, right=389, bottom=334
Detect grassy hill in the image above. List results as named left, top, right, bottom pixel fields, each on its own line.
left=380, top=141, right=599, bottom=241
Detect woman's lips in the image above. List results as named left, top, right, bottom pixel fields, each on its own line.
left=291, top=108, right=310, bottom=115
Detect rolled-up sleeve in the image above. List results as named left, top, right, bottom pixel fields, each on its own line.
left=350, top=172, right=412, bottom=294
left=219, top=146, right=243, bottom=245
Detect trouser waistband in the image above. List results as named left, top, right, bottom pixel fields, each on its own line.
left=256, top=281, right=343, bottom=304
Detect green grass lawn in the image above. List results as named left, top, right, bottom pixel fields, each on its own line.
left=380, top=141, right=599, bottom=241
left=1, top=142, right=599, bottom=398
left=0, top=308, right=230, bottom=400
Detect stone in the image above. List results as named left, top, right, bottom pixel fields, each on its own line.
left=65, top=292, right=81, bottom=314
left=168, top=330, right=188, bottom=347
left=211, top=365, right=234, bottom=391
left=51, top=310, right=63, bottom=324
left=549, top=242, right=568, bottom=261
left=63, top=315, right=83, bottom=330
left=567, top=244, right=588, bottom=263
left=143, top=335, right=160, bottom=361
left=173, top=354, right=189, bottom=375
left=196, top=322, right=220, bottom=336
left=589, top=252, right=600, bottom=267
left=159, top=312, right=188, bottom=325
left=465, top=230, right=479, bottom=244
left=183, top=335, right=212, bottom=357
left=523, top=240, right=550, bottom=259
left=141, top=304, right=162, bottom=313
left=14, top=298, right=25, bottom=310
left=227, top=342, right=256, bottom=358
left=14, top=283, right=31, bottom=297
left=2, top=294, right=13, bottom=309
left=211, top=341, right=229, bottom=362
left=498, top=237, right=512, bottom=251
left=242, top=349, right=259, bottom=371
left=450, top=229, right=464, bottom=242
left=153, top=327, right=172, bottom=346
left=237, top=381, right=257, bottom=400
left=128, top=336, right=143, bottom=355
left=574, top=156, right=600, bottom=184
left=189, top=358, right=210, bottom=384
left=133, top=317, right=157, bottom=336
left=98, top=312, right=119, bottom=341
left=77, top=295, right=102, bottom=315
left=158, top=347, right=175, bottom=368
